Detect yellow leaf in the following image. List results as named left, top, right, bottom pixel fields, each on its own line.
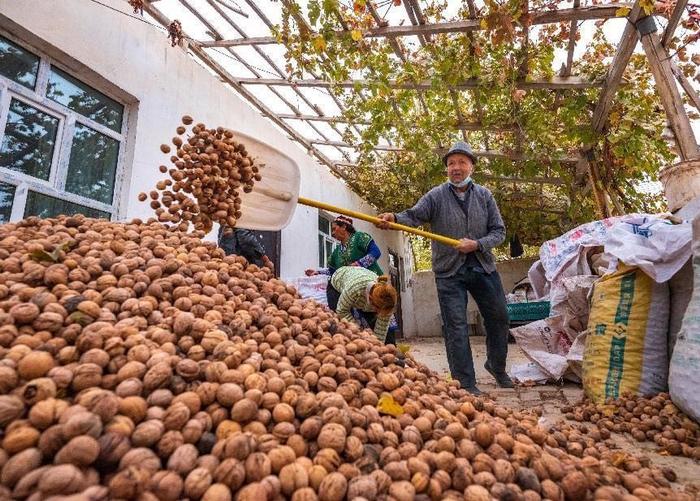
left=601, top=405, right=615, bottom=417
left=639, top=0, right=655, bottom=15
left=377, top=393, right=404, bottom=417
left=480, top=19, right=489, bottom=30
left=615, top=6, right=631, bottom=17
left=312, top=35, right=326, bottom=52
left=611, top=451, right=627, bottom=467
left=350, top=29, right=363, bottom=42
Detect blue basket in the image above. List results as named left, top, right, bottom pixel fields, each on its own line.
left=507, top=301, right=551, bottom=322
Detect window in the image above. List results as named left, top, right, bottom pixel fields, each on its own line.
left=318, top=213, right=337, bottom=268
left=0, top=33, right=130, bottom=221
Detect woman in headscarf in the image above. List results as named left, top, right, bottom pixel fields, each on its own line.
left=305, top=215, right=383, bottom=309
left=330, top=266, right=398, bottom=345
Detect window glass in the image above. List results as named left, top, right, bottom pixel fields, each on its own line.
left=0, top=98, right=59, bottom=180
left=319, top=215, right=330, bottom=235
left=65, top=124, right=119, bottom=204
left=24, top=190, right=109, bottom=219
left=47, top=66, right=123, bottom=132
left=0, top=36, right=39, bottom=89
left=0, top=181, right=15, bottom=223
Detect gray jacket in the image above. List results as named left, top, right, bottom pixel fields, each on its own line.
left=396, top=182, right=506, bottom=277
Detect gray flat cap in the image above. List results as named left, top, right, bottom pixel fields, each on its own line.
left=442, top=141, right=477, bottom=165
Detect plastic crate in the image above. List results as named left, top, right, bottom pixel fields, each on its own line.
left=506, top=301, right=550, bottom=323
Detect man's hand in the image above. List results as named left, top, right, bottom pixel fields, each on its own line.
left=455, top=238, right=479, bottom=254
left=376, top=213, right=395, bottom=229
left=305, top=269, right=318, bottom=276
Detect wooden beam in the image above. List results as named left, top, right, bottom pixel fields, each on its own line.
left=311, top=140, right=402, bottom=151
left=196, top=3, right=630, bottom=46
left=591, top=4, right=642, bottom=133
left=670, top=59, right=700, bottom=111
left=329, top=145, right=580, bottom=162
left=277, top=113, right=517, bottom=131
left=237, top=76, right=602, bottom=90
left=211, top=0, right=248, bottom=17
left=638, top=18, right=700, bottom=160
left=478, top=175, right=566, bottom=186
left=561, top=0, right=580, bottom=77
left=662, top=0, right=687, bottom=48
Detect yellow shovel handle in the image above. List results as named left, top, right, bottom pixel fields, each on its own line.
left=297, top=197, right=460, bottom=247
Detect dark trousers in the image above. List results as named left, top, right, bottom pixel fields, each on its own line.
left=435, top=263, right=509, bottom=388
left=326, top=282, right=396, bottom=345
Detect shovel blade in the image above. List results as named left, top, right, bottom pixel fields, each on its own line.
left=233, top=131, right=301, bottom=231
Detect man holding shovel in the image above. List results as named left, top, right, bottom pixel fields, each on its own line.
left=377, top=141, right=513, bottom=395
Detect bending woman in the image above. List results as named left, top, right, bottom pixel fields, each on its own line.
left=330, top=266, right=398, bottom=345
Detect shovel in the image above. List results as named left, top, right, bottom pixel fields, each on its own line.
left=234, top=131, right=460, bottom=247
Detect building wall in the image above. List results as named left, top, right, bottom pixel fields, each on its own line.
left=403, top=257, right=538, bottom=339
left=0, top=0, right=406, bottom=283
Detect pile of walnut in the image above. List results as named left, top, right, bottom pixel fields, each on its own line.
left=138, top=116, right=262, bottom=233
left=0, top=215, right=697, bottom=501
left=565, top=393, right=700, bottom=460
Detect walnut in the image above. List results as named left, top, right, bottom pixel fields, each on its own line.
left=74, top=388, right=120, bottom=423
left=318, top=471, right=348, bottom=501
left=97, top=431, right=131, bottom=466
left=202, top=482, right=232, bottom=501
left=212, top=457, right=245, bottom=491
left=108, top=465, right=150, bottom=499
left=55, top=435, right=100, bottom=466
left=22, top=377, right=57, bottom=405
left=244, top=452, right=271, bottom=483
left=149, top=470, right=184, bottom=501
left=185, top=467, right=213, bottom=499
left=132, top=419, right=165, bottom=447
left=18, top=351, right=55, bottom=379
left=0, top=395, right=25, bottom=427
left=38, top=464, right=86, bottom=496
left=1, top=447, right=42, bottom=487
left=2, top=424, right=40, bottom=454
left=317, top=423, right=347, bottom=453
left=119, top=447, right=161, bottom=472
left=163, top=401, right=191, bottom=430
left=279, top=461, right=309, bottom=496
left=167, top=443, right=199, bottom=475
left=347, top=474, right=377, bottom=500
left=62, top=411, right=102, bottom=439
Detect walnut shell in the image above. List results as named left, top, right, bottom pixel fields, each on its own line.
left=202, top=482, right=232, bottom=501
left=0, top=395, right=26, bottom=427
left=149, top=470, right=184, bottom=501
left=38, top=464, right=86, bottom=496
left=318, top=471, right=347, bottom=501
left=55, top=435, right=100, bottom=466
left=317, top=423, right=347, bottom=453
left=279, top=461, right=309, bottom=496
left=1, top=447, right=42, bottom=487
left=18, top=351, right=55, bottom=380
left=185, top=467, right=213, bottom=499
left=167, top=443, right=199, bottom=475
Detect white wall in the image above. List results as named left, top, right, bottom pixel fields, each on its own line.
left=0, top=0, right=406, bottom=282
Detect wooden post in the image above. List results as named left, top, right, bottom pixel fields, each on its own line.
left=637, top=16, right=700, bottom=160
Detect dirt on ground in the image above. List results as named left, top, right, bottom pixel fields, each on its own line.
left=409, top=336, right=700, bottom=491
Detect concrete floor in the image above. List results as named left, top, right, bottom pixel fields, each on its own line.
left=409, top=336, right=700, bottom=491
left=409, top=336, right=582, bottom=416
